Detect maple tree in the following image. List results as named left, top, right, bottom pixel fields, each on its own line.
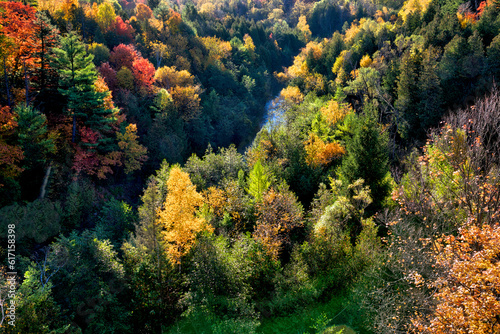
left=98, top=62, right=117, bottom=91
left=111, top=17, right=134, bottom=43
left=109, top=44, right=140, bottom=70
left=157, top=167, right=213, bottom=265
left=0, top=106, right=23, bottom=185
left=136, top=3, right=153, bottom=21
left=132, top=57, right=155, bottom=93
left=413, top=223, right=500, bottom=333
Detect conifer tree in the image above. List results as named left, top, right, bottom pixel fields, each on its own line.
left=14, top=104, right=54, bottom=169
left=339, top=110, right=391, bottom=213
left=246, top=160, right=271, bottom=202
left=52, top=32, right=113, bottom=148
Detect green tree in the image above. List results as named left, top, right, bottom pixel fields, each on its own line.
left=122, top=176, right=181, bottom=333
left=49, top=231, right=131, bottom=333
left=338, top=110, right=391, bottom=213
left=394, top=50, right=421, bottom=139
left=52, top=32, right=114, bottom=147
left=246, top=160, right=271, bottom=202
left=14, top=104, right=54, bottom=169
left=2, top=263, right=69, bottom=333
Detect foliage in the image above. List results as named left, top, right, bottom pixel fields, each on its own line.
left=117, top=123, right=147, bottom=174
left=157, top=166, right=213, bottom=265
left=246, top=159, right=271, bottom=202
left=253, top=186, right=304, bottom=261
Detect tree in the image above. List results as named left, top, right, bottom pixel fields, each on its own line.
left=88, top=43, right=110, bottom=66
left=14, top=104, right=54, bottom=169
left=413, top=224, right=500, bottom=333
left=122, top=176, right=181, bottom=332
left=32, top=11, right=59, bottom=102
left=132, top=57, right=155, bottom=93
left=157, top=166, right=213, bottom=265
left=253, top=186, right=304, bottom=261
left=96, top=2, right=116, bottom=32
left=297, top=15, right=312, bottom=42
left=246, top=160, right=271, bottom=202
left=109, top=43, right=139, bottom=70
left=48, top=231, right=131, bottom=333
left=117, top=123, right=147, bottom=174
left=52, top=32, right=114, bottom=145
left=0, top=106, right=23, bottom=185
left=304, top=132, right=345, bottom=167
left=339, top=111, right=391, bottom=213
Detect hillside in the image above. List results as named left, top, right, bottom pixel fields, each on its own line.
left=1, top=0, right=500, bottom=333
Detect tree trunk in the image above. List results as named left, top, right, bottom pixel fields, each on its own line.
left=72, top=114, right=76, bottom=143
left=3, top=56, right=11, bottom=107
left=39, top=162, right=52, bottom=199
left=24, top=60, right=29, bottom=106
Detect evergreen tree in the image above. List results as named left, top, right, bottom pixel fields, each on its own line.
left=246, top=160, right=271, bottom=202
left=52, top=32, right=114, bottom=149
left=394, top=50, right=421, bottom=140
left=339, top=109, right=391, bottom=213
left=14, top=104, right=54, bottom=169
left=32, top=11, right=59, bottom=105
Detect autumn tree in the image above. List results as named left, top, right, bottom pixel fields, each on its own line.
left=0, top=106, right=23, bottom=186
left=413, top=224, right=500, bottom=333
left=253, top=186, right=304, bottom=261
left=96, top=2, right=116, bottom=32
left=157, top=166, right=213, bottom=266
left=0, top=2, right=39, bottom=105
left=109, top=43, right=139, bottom=70
left=304, top=132, right=345, bottom=167
left=117, top=123, right=147, bottom=174
left=131, top=57, right=155, bottom=93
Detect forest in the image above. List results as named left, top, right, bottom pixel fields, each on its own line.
left=1, top=0, right=500, bottom=332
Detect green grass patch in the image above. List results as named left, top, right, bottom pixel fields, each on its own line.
left=257, top=290, right=364, bottom=334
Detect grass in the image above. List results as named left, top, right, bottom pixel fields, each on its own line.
left=257, top=290, right=365, bottom=334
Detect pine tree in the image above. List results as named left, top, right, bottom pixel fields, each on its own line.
left=339, top=110, right=391, bottom=213
left=32, top=11, right=59, bottom=101
left=52, top=32, right=113, bottom=148
left=14, top=104, right=54, bottom=169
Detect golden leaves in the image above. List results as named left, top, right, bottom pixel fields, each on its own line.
left=304, top=133, right=345, bottom=167
left=157, top=167, right=213, bottom=264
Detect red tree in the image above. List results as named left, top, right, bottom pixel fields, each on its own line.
left=109, top=44, right=139, bottom=70
left=132, top=57, right=155, bottom=92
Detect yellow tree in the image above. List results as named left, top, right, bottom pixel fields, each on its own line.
left=157, top=167, right=213, bottom=265
left=297, top=15, right=311, bottom=42
left=117, top=124, right=148, bottom=174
